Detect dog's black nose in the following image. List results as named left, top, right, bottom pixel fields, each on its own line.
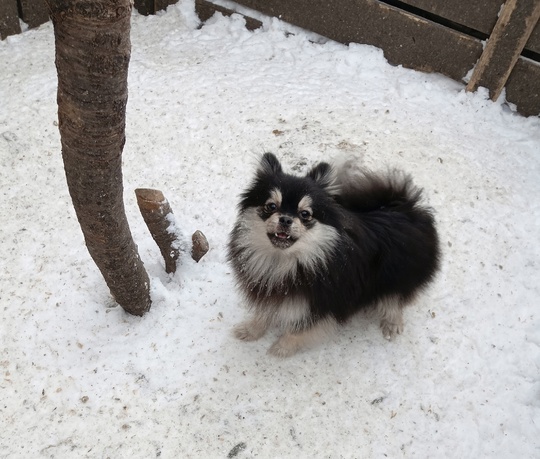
left=279, top=216, right=293, bottom=227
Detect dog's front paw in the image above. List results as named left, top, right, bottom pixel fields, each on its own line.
left=268, top=335, right=301, bottom=358
left=233, top=320, right=266, bottom=341
left=380, top=319, right=403, bottom=340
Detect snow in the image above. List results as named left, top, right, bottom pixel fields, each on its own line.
left=1, top=1, right=539, bottom=457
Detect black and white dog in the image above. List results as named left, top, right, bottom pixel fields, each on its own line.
left=228, top=153, right=440, bottom=357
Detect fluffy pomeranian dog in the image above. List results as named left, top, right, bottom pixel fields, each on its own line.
left=228, top=153, right=440, bottom=357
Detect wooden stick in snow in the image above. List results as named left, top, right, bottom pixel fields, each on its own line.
left=135, top=189, right=209, bottom=272
left=191, top=230, right=209, bottom=263
left=135, top=188, right=181, bottom=273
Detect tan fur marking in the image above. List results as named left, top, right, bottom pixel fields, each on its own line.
left=377, top=297, right=404, bottom=340
left=233, top=314, right=270, bottom=341
left=268, top=317, right=338, bottom=357
left=266, top=189, right=282, bottom=207
left=298, top=195, right=313, bottom=213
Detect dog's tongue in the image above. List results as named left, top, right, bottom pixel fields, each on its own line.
left=276, top=232, right=288, bottom=239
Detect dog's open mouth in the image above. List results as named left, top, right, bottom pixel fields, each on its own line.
left=268, top=231, right=295, bottom=249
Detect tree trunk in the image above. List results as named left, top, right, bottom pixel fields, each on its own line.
left=46, top=0, right=151, bottom=316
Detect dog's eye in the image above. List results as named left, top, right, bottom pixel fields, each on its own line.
left=265, top=202, right=277, bottom=213
left=299, top=210, right=312, bottom=221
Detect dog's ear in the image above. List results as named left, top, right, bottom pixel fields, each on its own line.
left=258, top=152, right=283, bottom=176
left=307, top=162, right=334, bottom=190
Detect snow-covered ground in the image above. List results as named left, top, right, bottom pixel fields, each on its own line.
left=1, top=1, right=539, bottom=457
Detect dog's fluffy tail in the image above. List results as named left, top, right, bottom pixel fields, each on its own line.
left=333, top=162, right=423, bottom=212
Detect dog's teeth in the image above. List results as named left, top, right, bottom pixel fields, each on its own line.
left=273, top=232, right=290, bottom=240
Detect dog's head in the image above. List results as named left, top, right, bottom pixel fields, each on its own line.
left=238, top=153, right=341, bottom=251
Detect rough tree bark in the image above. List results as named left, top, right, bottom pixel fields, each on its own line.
left=46, top=0, right=151, bottom=316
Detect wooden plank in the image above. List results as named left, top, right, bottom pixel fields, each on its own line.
left=397, top=0, right=503, bottom=35
left=505, top=57, right=540, bottom=116
left=398, top=0, right=540, bottom=55
left=528, top=21, right=540, bottom=53
left=0, top=0, right=21, bottom=39
left=195, top=0, right=262, bottom=30
left=233, top=0, right=483, bottom=81
left=466, top=0, right=540, bottom=101
left=19, top=0, right=49, bottom=29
